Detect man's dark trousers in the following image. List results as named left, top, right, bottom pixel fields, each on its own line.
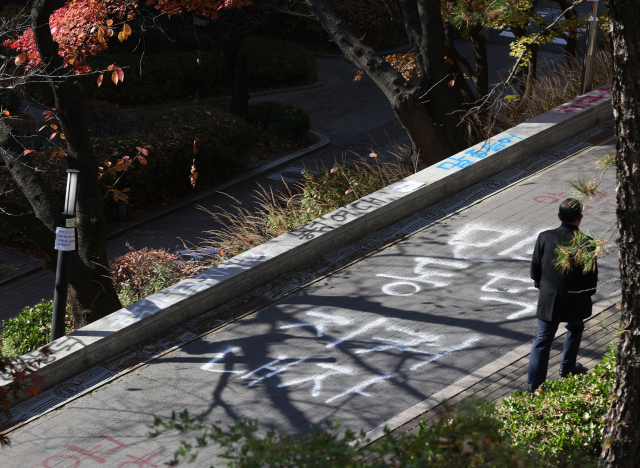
left=528, top=223, right=597, bottom=388
left=528, top=319, right=584, bottom=387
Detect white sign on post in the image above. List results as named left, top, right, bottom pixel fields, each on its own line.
left=54, top=227, right=76, bottom=251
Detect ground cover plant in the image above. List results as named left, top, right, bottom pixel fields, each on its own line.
left=497, top=343, right=617, bottom=465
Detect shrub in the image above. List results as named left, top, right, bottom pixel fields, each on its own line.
left=496, top=343, right=616, bottom=464
left=92, top=105, right=254, bottom=208
left=248, top=101, right=310, bottom=140
left=110, top=247, right=202, bottom=306
left=65, top=37, right=316, bottom=107
left=0, top=300, right=72, bottom=358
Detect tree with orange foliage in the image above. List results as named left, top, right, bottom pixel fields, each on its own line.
left=0, top=0, right=147, bottom=330
left=0, top=0, right=128, bottom=327
left=0, top=0, right=257, bottom=328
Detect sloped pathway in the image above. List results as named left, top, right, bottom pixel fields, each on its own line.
left=1, top=123, right=619, bottom=467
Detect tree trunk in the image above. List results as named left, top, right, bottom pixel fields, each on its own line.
left=556, top=0, right=578, bottom=64
left=306, top=0, right=468, bottom=166
left=468, top=25, right=488, bottom=99
left=402, top=0, right=469, bottom=155
left=442, top=4, right=476, bottom=105
left=160, top=14, right=183, bottom=52
left=599, top=1, right=640, bottom=466
left=208, top=23, right=250, bottom=119
left=2, top=0, right=123, bottom=327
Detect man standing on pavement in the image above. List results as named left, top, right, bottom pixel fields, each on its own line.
left=527, top=198, right=598, bottom=394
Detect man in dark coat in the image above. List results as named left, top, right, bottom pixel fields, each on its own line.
left=527, top=198, right=598, bottom=394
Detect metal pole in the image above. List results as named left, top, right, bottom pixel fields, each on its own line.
left=581, top=0, right=600, bottom=95
left=51, top=169, right=79, bottom=341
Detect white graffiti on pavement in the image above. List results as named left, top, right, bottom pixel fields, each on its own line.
left=324, top=374, right=393, bottom=404
left=279, top=311, right=353, bottom=337
left=201, top=313, right=481, bottom=404
left=481, top=271, right=537, bottom=294
left=278, top=363, right=356, bottom=397
left=377, top=223, right=542, bottom=321
left=376, top=257, right=470, bottom=296
left=240, top=357, right=306, bottom=387
left=448, top=224, right=521, bottom=260
left=480, top=296, right=538, bottom=320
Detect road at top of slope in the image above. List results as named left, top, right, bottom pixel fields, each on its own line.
left=7, top=140, right=619, bottom=468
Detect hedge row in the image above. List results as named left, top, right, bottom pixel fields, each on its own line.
left=95, top=105, right=255, bottom=205
left=81, top=37, right=316, bottom=107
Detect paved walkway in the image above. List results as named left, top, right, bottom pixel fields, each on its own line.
left=0, top=39, right=551, bottom=323
left=1, top=126, right=619, bottom=467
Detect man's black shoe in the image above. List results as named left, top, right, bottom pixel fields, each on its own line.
left=526, top=384, right=539, bottom=395
left=560, top=362, right=588, bottom=378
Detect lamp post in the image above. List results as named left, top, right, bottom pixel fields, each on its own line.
left=51, top=169, right=79, bottom=341
left=581, top=0, right=600, bottom=95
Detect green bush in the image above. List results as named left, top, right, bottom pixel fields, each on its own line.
left=92, top=104, right=254, bottom=207
left=0, top=300, right=72, bottom=358
left=67, top=37, right=316, bottom=107
left=496, top=343, right=616, bottom=463
left=248, top=101, right=310, bottom=140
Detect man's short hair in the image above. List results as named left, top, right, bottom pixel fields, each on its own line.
left=559, top=198, right=582, bottom=223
